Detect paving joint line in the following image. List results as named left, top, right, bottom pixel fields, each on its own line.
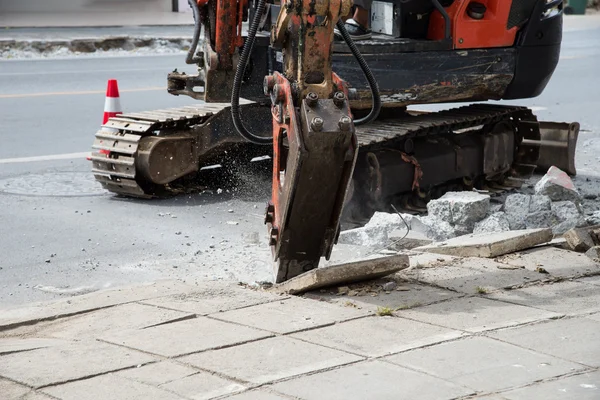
left=482, top=330, right=598, bottom=370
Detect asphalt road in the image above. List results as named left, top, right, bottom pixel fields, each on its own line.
left=1, top=16, right=600, bottom=306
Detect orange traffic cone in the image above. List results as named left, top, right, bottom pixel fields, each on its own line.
left=92, top=79, right=123, bottom=159
left=103, top=79, right=122, bottom=124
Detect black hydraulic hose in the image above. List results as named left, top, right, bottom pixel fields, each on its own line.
left=232, top=1, right=381, bottom=142
left=335, top=19, right=381, bottom=126
left=231, top=0, right=272, bottom=145
left=431, top=0, right=451, bottom=40
left=186, top=0, right=203, bottom=64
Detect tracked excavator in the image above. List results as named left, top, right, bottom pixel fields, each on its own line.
left=91, top=0, right=579, bottom=282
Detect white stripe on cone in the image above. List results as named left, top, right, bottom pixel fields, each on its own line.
left=104, top=96, right=122, bottom=113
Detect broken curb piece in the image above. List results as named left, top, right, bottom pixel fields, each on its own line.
left=413, top=228, right=553, bottom=258
left=270, top=254, right=409, bottom=295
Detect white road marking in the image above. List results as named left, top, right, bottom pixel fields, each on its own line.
left=0, top=152, right=90, bottom=164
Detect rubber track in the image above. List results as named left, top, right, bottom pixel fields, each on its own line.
left=91, top=103, right=539, bottom=198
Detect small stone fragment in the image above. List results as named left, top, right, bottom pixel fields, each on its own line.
left=473, top=212, right=510, bottom=234
left=426, top=191, right=490, bottom=227
left=382, top=281, right=397, bottom=291
left=338, top=226, right=388, bottom=247
left=586, top=211, right=600, bottom=226
left=529, top=195, right=552, bottom=213
left=504, top=194, right=531, bottom=216
left=524, top=211, right=552, bottom=229
left=564, top=227, right=596, bottom=252
left=585, top=246, right=600, bottom=260
left=337, top=286, right=350, bottom=295
left=503, top=194, right=531, bottom=229
left=551, top=201, right=584, bottom=234
left=365, top=211, right=408, bottom=230
left=417, top=216, right=457, bottom=241
left=534, top=166, right=580, bottom=202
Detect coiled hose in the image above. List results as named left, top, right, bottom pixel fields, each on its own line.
left=231, top=1, right=381, bottom=143
left=334, top=19, right=381, bottom=126
left=231, top=0, right=271, bottom=144
left=186, top=0, right=204, bottom=64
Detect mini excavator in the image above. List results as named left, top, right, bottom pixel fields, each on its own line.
left=91, top=0, right=578, bottom=282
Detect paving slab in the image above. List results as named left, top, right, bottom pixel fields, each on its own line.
left=385, top=336, right=583, bottom=392
left=34, top=302, right=193, bottom=340
left=292, top=315, right=465, bottom=357
left=101, top=316, right=272, bottom=357
left=1, top=377, right=31, bottom=399
left=223, top=390, right=289, bottom=399
left=414, top=228, right=552, bottom=258
left=578, top=275, right=600, bottom=286
left=0, top=341, right=155, bottom=388
left=42, top=374, right=186, bottom=400
left=398, top=296, right=561, bottom=333
left=0, top=338, right=68, bottom=355
left=407, top=252, right=461, bottom=268
left=271, top=360, right=475, bottom=400
left=271, top=254, right=409, bottom=295
left=501, top=370, right=600, bottom=400
left=495, top=247, right=600, bottom=277
left=115, top=361, right=198, bottom=387
left=179, top=336, right=363, bottom=385
left=488, top=281, right=600, bottom=316
left=0, top=280, right=196, bottom=331
left=159, top=372, right=246, bottom=400
left=489, top=317, right=600, bottom=367
left=141, top=284, right=286, bottom=315
left=309, top=281, right=463, bottom=312
left=21, top=393, right=56, bottom=400
left=402, top=258, right=543, bottom=294
left=213, top=297, right=369, bottom=334
left=587, top=312, right=600, bottom=322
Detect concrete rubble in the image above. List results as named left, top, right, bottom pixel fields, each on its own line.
left=413, top=228, right=553, bottom=258
left=534, top=166, right=581, bottom=203
left=340, top=167, right=590, bottom=256
left=565, top=224, right=600, bottom=258
left=271, top=254, right=409, bottom=295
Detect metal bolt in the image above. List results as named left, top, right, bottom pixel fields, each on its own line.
left=264, top=203, right=275, bottom=224
left=306, top=92, right=318, bottom=107
left=311, top=117, right=324, bottom=131
left=272, top=84, right=285, bottom=103
left=263, top=75, right=276, bottom=96
left=458, top=38, right=464, bottom=44
left=269, top=228, right=279, bottom=246
left=338, top=116, right=352, bottom=131
left=333, top=92, right=346, bottom=108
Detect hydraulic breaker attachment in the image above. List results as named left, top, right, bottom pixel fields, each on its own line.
left=257, top=0, right=359, bottom=283
left=264, top=72, right=358, bottom=283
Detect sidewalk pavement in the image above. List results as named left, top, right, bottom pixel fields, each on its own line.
left=0, top=12, right=193, bottom=29
left=1, top=245, right=599, bottom=400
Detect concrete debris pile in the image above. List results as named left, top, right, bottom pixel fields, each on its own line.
left=1, top=37, right=190, bottom=59
left=339, top=166, right=593, bottom=251
left=564, top=224, right=600, bottom=260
